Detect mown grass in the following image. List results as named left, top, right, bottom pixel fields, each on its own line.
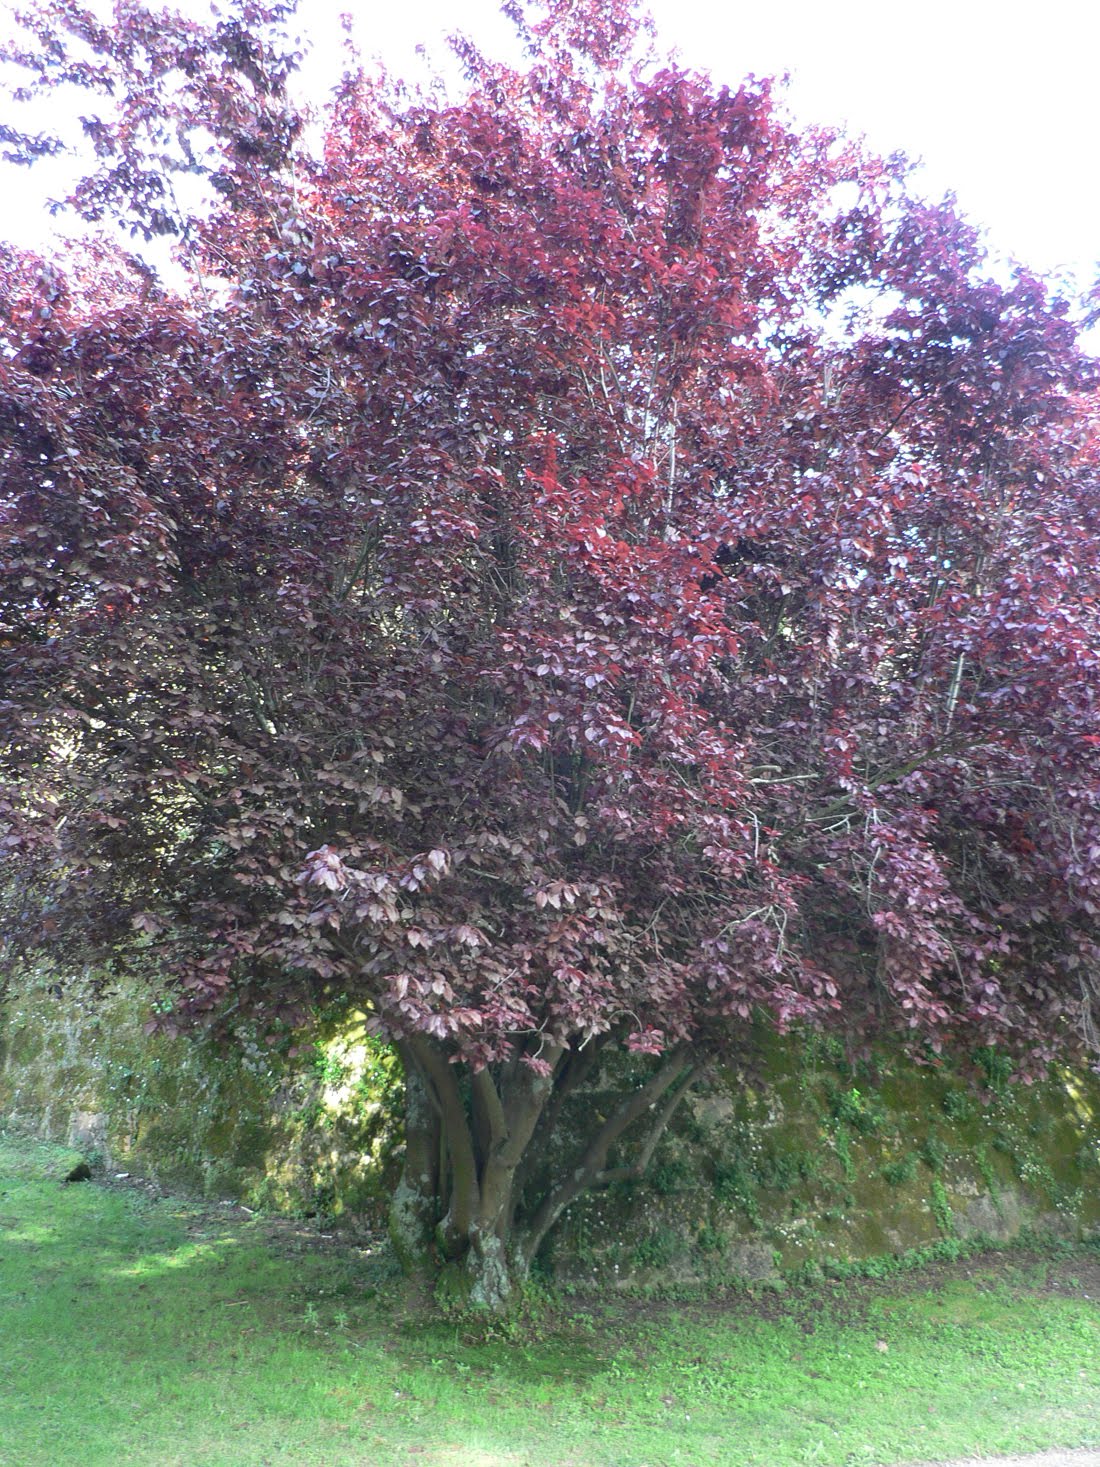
left=0, top=1133, right=1098, bottom=1467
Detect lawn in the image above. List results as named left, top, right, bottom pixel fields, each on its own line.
left=0, top=1133, right=1097, bottom=1467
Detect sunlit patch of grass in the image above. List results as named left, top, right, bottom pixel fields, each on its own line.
left=0, top=1131, right=1097, bottom=1466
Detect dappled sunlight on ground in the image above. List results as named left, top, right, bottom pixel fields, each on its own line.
left=0, top=1134, right=1097, bottom=1467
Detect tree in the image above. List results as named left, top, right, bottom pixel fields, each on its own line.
left=2, top=0, right=1098, bottom=1308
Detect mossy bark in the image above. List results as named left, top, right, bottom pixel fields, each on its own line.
left=391, top=1038, right=696, bottom=1311
left=388, top=1058, right=441, bottom=1275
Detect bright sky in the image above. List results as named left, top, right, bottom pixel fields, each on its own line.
left=3, top=0, right=1098, bottom=296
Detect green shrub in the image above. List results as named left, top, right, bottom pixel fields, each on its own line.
left=882, top=1152, right=919, bottom=1187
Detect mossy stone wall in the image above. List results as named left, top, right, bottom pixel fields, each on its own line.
left=0, top=970, right=401, bottom=1222
left=544, top=1031, right=1100, bottom=1287
left=1, top=970, right=1098, bottom=1283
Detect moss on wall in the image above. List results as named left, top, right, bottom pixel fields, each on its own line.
left=0, top=968, right=401, bottom=1223
left=542, top=1028, right=1100, bottom=1288
left=2, top=972, right=1097, bottom=1285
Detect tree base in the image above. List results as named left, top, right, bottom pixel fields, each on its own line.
left=432, top=1234, right=525, bottom=1315
left=388, top=1171, right=438, bottom=1278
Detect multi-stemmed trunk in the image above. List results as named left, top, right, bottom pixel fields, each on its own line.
left=389, top=1037, right=696, bottom=1311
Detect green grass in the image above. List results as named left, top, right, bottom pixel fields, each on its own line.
left=1, top=1133, right=1098, bottom=1467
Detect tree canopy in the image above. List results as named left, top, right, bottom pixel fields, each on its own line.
left=2, top=0, right=1098, bottom=1305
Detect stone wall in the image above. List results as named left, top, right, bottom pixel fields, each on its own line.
left=2, top=968, right=1098, bottom=1283
left=0, top=968, right=401, bottom=1222
left=545, top=1029, right=1100, bottom=1287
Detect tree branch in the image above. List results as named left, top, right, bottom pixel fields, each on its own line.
left=520, top=1046, right=692, bottom=1267
left=515, top=1038, right=604, bottom=1197
left=593, top=1063, right=696, bottom=1186
left=471, top=1065, right=508, bottom=1155
left=407, top=1035, right=480, bottom=1244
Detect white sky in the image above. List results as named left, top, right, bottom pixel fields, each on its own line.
left=2, top=0, right=1098, bottom=296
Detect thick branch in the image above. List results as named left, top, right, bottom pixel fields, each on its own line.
left=514, top=1039, right=603, bottom=1197
left=497, top=1044, right=561, bottom=1169
left=593, top=1063, right=696, bottom=1187
left=471, top=1066, right=508, bottom=1151
left=407, top=1035, right=480, bottom=1243
left=521, top=1046, right=692, bottom=1266
left=472, top=1046, right=562, bottom=1238
left=389, top=1041, right=442, bottom=1270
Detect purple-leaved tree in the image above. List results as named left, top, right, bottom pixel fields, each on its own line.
left=2, top=0, right=1099, bottom=1305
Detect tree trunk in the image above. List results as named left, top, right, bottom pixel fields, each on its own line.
left=435, top=1056, right=556, bottom=1310
left=388, top=1048, right=441, bottom=1276
left=519, top=1047, right=695, bottom=1269
left=391, top=1038, right=696, bottom=1311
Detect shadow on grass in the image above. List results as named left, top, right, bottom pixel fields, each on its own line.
left=1, top=1135, right=1098, bottom=1467
left=0, top=1140, right=612, bottom=1466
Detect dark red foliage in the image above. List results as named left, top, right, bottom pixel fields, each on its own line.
left=3, top=0, right=1099, bottom=1290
